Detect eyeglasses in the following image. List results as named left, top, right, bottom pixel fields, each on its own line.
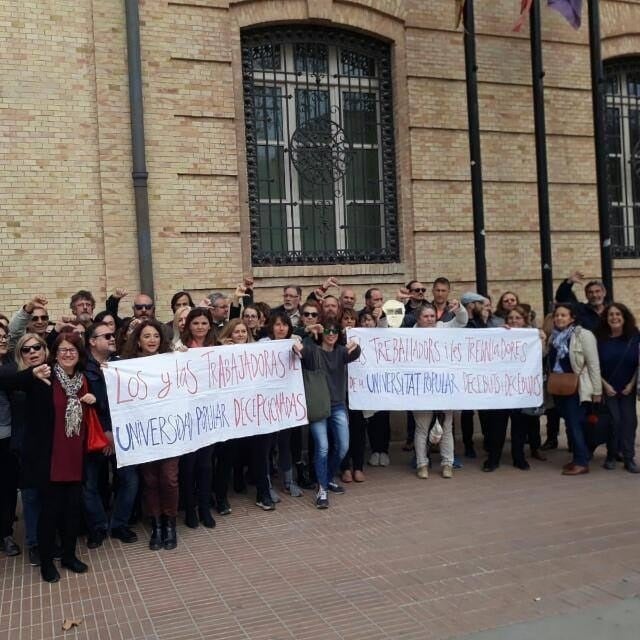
left=303, top=311, right=318, bottom=317
left=323, top=328, right=339, bottom=335
left=243, top=314, right=258, bottom=320
left=20, top=344, right=43, bottom=354
left=58, top=348, right=78, bottom=355
left=95, top=333, right=115, bottom=340
left=134, top=304, right=154, bottom=310
left=31, top=315, right=49, bottom=322
left=411, top=288, right=427, bottom=294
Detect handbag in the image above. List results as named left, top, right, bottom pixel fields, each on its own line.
left=85, top=405, right=110, bottom=453
left=584, top=403, right=613, bottom=452
left=546, top=372, right=579, bottom=396
left=302, top=350, right=331, bottom=423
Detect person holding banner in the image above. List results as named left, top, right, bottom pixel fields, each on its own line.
left=0, top=332, right=96, bottom=583
left=296, top=320, right=361, bottom=509
left=412, top=300, right=468, bottom=480
left=178, top=309, right=217, bottom=529
left=121, top=320, right=179, bottom=549
left=218, top=319, right=275, bottom=510
left=547, top=304, right=602, bottom=476
left=506, top=306, right=547, bottom=470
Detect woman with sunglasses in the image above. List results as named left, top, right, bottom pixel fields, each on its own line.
left=11, top=333, right=50, bottom=565
left=294, top=301, right=322, bottom=338
left=120, top=320, right=177, bottom=549
left=295, top=320, right=361, bottom=509
left=0, top=332, right=97, bottom=582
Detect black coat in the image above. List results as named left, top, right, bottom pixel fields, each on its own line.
left=0, top=368, right=57, bottom=489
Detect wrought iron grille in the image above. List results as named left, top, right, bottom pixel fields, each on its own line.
left=604, top=59, right=640, bottom=258
left=241, top=26, right=398, bottom=265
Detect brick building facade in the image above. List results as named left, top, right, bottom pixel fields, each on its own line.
left=2, top=0, right=640, bottom=320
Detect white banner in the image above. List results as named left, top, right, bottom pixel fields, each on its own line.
left=104, top=340, right=307, bottom=467
left=346, top=328, right=543, bottom=411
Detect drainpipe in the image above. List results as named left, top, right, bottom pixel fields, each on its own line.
left=124, top=0, right=154, bottom=298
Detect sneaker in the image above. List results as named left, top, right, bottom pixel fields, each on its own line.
left=2, top=536, right=21, bottom=557
left=624, top=460, right=640, bottom=474
left=315, top=488, right=329, bottom=509
left=441, top=465, right=453, bottom=479
left=87, top=529, right=106, bottom=549
left=452, top=456, right=463, bottom=470
left=416, top=465, right=429, bottom=479
left=379, top=452, right=390, bottom=467
left=603, top=458, right=616, bottom=470
left=327, top=482, right=345, bottom=494
left=110, top=526, right=138, bottom=543
left=368, top=452, right=380, bottom=466
left=216, top=500, right=232, bottom=516
left=28, top=545, right=40, bottom=566
left=256, top=494, right=275, bottom=511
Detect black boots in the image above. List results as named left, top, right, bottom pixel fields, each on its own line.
left=149, top=517, right=162, bottom=551
left=162, top=515, right=177, bottom=550
left=295, top=462, right=316, bottom=490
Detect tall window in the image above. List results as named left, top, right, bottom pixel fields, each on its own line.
left=605, top=59, right=640, bottom=258
left=241, top=26, right=398, bottom=265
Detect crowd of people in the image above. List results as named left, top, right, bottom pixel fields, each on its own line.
left=0, top=271, right=638, bottom=584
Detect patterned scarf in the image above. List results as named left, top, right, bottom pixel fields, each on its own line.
left=550, top=325, right=576, bottom=372
left=54, top=363, right=84, bottom=438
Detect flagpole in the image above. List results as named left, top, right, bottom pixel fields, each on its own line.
left=463, top=0, right=488, bottom=296
left=529, top=0, right=554, bottom=313
left=587, top=0, right=614, bottom=296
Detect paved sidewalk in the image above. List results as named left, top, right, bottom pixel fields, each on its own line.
left=2, top=442, right=640, bottom=640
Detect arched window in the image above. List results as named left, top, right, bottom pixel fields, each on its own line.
left=241, top=25, right=398, bottom=265
left=604, top=58, right=640, bottom=257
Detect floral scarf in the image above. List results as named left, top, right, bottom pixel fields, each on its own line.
left=550, top=325, right=576, bottom=373
left=54, top=363, right=83, bottom=438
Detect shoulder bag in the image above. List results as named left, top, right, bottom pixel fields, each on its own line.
left=85, top=405, right=110, bottom=453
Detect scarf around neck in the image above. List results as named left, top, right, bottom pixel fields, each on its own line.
left=550, top=325, right=576, bottom=372
left=54, top=363, right=84, bottom=438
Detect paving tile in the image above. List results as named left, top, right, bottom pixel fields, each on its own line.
left=3, top=442, right=640, bottom=639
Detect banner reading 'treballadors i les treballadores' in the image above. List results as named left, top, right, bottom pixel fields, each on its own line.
left=346, top=328, right=543, bottom=411
left=104, top=340, right=307, bottom=467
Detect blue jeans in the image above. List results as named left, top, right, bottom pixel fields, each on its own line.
left=554, top=394, right=590, bottom=467
left=310, top=404, right=349, bottom=489
left=21, top=488, right=41, bottom=547
left=83, top=455, right=139, bottom=532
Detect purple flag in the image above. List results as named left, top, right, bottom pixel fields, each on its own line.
left=548, top=0, right=582, bottom=29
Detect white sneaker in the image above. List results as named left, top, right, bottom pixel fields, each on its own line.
left=442, top=464, right=453, bottom=479
left=416, top=465, right=429, bottom=479
left=368, top=452, right=380, bottom=466
left=379, top=452, right=390, bottom=467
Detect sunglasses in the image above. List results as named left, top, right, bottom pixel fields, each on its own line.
left=134, top=304, right=154, bottom=310
left=31, top=315, right=49, bottom=322
left=21, top=343, right=44, bottom=354
left=303, top=311, right=318, bottom=317
left=411, top=288, right=427, bottom=293
left=95, top=332, right=115, bottom=340
left=323, top=328, right=339, bottom=335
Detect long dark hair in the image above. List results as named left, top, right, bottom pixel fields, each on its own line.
left=181, top=308, right=217, bottom=347
left=121, top=319, right=171, bottom=358
left=264, top=312, right=293, bottom=340
left=595, top=303, right=638, bottom=341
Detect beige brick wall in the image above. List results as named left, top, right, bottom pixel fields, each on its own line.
left=2, top=0, right=640, bottom=321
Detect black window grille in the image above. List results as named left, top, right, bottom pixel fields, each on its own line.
left=604, top=58, right=640, bottom=258
left=241, top=26, right=399, bottom=265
